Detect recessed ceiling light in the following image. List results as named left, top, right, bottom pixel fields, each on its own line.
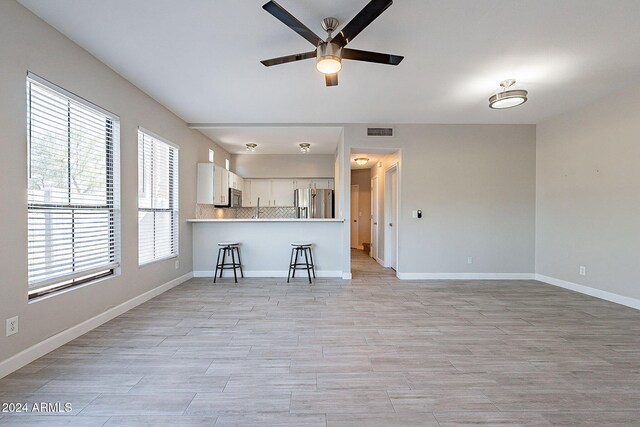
left=354, top=157, right=369, bottom=166
left=246, top=143, right=257, bottom=152
left=299, top=143, right=311, bottom=153
left=489, top=79, right=528, bottom=109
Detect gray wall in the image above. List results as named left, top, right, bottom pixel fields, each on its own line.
left=231, top=154, right=335, bottom=178
left=0, top=1, right=229, bottom=362
left=536, top=84, right=640, bottom=300
left=342, top=124, right=537, bottom=276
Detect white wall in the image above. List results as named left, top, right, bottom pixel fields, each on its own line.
left=231, top=154, right=334, bottom=178
left=0, top=1, right=229, bottom=365
left=342, top=124, right=537, bottom=278
left=536, top=83, right=640, bottom=301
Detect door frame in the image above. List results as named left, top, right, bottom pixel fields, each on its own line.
left=350, top=184, right=359, bottom=249
left=384, top=163, right=399, bottom=269
left=371, top=175, right=379, bottom=260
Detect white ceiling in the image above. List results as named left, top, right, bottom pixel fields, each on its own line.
left=196, top=126, right=343, bottom=154
left=18, top=0, right=640, bottom=125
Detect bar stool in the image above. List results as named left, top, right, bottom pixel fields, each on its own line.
left=287, top=242, right=316, bottom=284
left=214, top=242, right=243, bottom=283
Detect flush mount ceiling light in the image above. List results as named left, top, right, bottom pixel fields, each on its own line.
left=245, top=143, right=257, bottom=152
left=354, top=157, right=369, bottom=166
left=489, top=79, right=528, bottom=109
left=299, top=143, right=311, bottom=153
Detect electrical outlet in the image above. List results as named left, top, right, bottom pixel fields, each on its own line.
left=579, top=266, right=586, bottom=276
left=6, top=316, right=18, bottom=337
left=175, top=260, right=180, bottom=269
left=467, top=256, right=473, bottom=264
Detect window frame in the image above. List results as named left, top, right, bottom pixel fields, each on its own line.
left=137, top=128, right=180, bottom=266
left=26, top=72, right=121, bottom=300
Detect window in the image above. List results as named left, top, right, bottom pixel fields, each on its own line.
left=208, top=149, right=214, bottom=163
left=138, top=129, right=179, bottom=265
left=27, top=73, right=120, bottom=299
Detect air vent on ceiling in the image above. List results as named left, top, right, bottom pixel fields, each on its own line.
left=367, top=127, right=394, bottom=137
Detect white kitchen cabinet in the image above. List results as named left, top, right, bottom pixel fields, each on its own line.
left=213, top=166, right=229, bottom=205
left=243, top=179, right=294, bottom=207
left=312, top=178, right=334, bottom=190
left=235, top=174, right=244, bottom=192
left=270, top=179, right=295, bottom=207
left=244, top=179, right=271, bottom=207
left=197, top=163, right=215, bottom=204
left=293, top=178, right=334, bottom=190
left=293, top=179, right=312, bottom=189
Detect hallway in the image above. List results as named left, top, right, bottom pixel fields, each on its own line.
left=350, top=248, right=396, bottom=280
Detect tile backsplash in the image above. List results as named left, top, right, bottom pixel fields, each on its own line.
left=197, top=204, right=297, bottom=219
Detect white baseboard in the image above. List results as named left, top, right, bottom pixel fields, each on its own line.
left=193, top=270, right=343, bottom=278
left=396, top=272, right=535, bottom=280
left=0, top=272, right=193, bottom=380
left=535, top=274, right=640, bottom=311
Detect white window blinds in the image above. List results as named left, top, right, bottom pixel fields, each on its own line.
left=138, top=129, right=179, bottom=265
left=27, top=73, right=121, bottom=298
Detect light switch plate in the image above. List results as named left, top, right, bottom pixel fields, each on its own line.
left=579, top=266, right=586, bottom=276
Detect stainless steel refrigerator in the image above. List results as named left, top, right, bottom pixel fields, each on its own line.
left=294, top=189, right=334, bottom=218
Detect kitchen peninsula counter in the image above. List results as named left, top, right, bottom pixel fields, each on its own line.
left=188, top=218, right=344, bottom=223
left=189, top=218, right=345, bottom=278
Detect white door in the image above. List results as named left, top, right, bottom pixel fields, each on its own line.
left=271, top=179, right=295, bottom=206
left=385, top=165, right=398, bottom=270
left=351, top=185, right=359, bottom=249
left=371, top=175, right=379, bottom=259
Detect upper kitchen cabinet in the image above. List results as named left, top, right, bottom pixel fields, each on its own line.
left=197, top=163, right=232, bottom=205
left=197, top=163, right=215, bottom=204
left=243, top=179, right=295, bottom=207
left=243, top=179, right=270, bottom=207
left=228, top=171, right=244, bottom=192
left=293, top=178, right=334, bottom=190
left=213, top=166, right=229, bottom=205
left=270, top=179, right=295, bottom=207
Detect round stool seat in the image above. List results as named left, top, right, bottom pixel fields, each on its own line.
left=218, top=242, right=240, bottom=247
left=291, top=242, right=312, bottom=247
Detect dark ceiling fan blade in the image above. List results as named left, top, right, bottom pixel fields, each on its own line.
left=325, top=73, right=338, bottom=87
left=331, top=0, right=393, bottom=48
left=263, top=1, right=323, bottom=46
left=261, top=50, right=317, bottom=67
left=342, top=48, right=403, bottom=65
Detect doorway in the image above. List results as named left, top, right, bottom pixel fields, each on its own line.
left=350, top=185, right=359, bottom=249
left=370, top=175, right=379, bottom=259
left=384, top=164, right=398, bottom=270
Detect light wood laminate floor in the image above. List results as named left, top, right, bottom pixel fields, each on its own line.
left=1, top=251, right=639, bottom=425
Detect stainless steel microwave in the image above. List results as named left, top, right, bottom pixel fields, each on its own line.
left=214, top=188, right=242, bottom=208
left=229, top=188, right=242, bottom=207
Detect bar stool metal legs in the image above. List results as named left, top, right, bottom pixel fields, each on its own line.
left=287, top=243, right=315, bottom=284
left=214, top=243, right=243, bottom=283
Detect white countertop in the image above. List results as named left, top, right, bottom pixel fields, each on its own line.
left=187, top=218, right=344, bottom=223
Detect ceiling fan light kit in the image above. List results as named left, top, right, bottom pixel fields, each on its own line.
left=246, top=143, right=257, bottom=152
left=489, top=79, right=528, bottom=109
left=316, top=42, right=342, bottom=74
left=260, top=0, right=404, bottom=86
left=299, top=143, right=311, bottom=153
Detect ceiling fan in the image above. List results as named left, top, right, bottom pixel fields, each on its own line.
left=260, top=0, right=404, bottom=87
